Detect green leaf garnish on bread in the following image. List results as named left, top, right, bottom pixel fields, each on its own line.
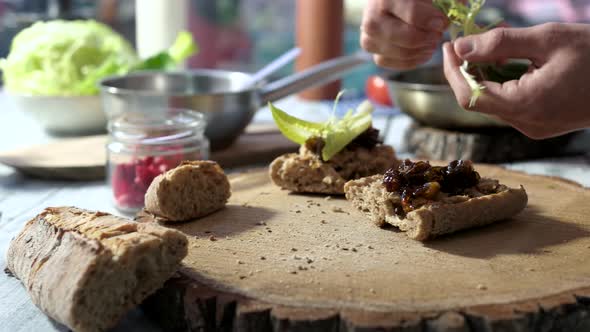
left=269, top=96, right=374, bottom=161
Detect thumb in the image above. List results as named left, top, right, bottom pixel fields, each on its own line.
left=454, top=27, right=546, bottom=64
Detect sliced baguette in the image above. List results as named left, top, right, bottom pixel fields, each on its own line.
left=344, top=175, right=528, bottom=241
left=144, top=160, right=231, bottom=222
left=270, top=144, right=398, bottom=194
left=6, top=206, right=188, bottom=332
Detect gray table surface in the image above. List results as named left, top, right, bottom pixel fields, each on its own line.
left=1, top=92, right=589, bottom=332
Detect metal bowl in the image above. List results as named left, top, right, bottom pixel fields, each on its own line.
left=386, top=65, right=508, bottom=128
left=100, top=53, right=371, bottom=150
left=99, top=70, right=259, bottom=151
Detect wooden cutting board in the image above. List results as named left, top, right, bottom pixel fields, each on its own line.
left=0, top=126, right=298, bottom=180
left=139, top=164, right=590, bottom=331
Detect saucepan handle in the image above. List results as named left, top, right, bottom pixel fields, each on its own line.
left=258, top=51, right=372, bottom=104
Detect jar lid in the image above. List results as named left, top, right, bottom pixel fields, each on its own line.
left=109, top=109, right=206, bottom=145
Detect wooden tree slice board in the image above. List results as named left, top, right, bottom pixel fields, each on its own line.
left=140, top=165, right=590, bottom=331
left=404, top=122, right=583, bottom=163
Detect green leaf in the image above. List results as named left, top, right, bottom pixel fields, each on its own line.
left=459, top=61, right=485, bottom=108
left=433, top=0, right=514, bottom=107
left=133, top=31, right=198, bottom=71
left=269, top=99, right=374, bottom=161
left=169, top=31, right=198, bottom=63
left=321, top=101, right=373, bottom=160
left=269, top=102, right=324, bottom=145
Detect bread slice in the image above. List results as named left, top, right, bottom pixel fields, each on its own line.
left=144, top=160, right=231, bottom=222
left=344, top=175, right=528, bottom=241
left=270, top=144, right=398, bottom=194
left=6, top=206, right=188, bottom=332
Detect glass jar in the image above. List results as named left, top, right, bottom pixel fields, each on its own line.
left=107, top=109, right=209, bottom=213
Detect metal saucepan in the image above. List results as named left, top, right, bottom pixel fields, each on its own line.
left=99, top=52, right=371, bottom=150
left=386, top=65, right=509, bottom=129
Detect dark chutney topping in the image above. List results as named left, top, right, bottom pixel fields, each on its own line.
left=304, top=127, right=382, bottom=159
left=382, top=159, right=481, bottom=217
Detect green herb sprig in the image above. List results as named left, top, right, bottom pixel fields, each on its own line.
left=433, top=0, right=530, bottom=108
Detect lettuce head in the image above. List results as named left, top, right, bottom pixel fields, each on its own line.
left=0, top=20, right=198, bottom=97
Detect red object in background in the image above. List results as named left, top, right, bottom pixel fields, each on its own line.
left=365, top=75, right=394, bottom=106
left=112, top=151, right=187, bottom=210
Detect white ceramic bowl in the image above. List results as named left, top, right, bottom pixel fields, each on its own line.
left=9, top=94, right=107, bottom=135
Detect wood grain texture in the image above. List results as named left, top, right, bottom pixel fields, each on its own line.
left=405, top=123, right=580, bottom=163
left=140, top=165, right=590, bottom=331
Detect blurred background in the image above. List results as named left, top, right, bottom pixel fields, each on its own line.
left=0, top=0, right=373, bottom=94
left=0, top=0, right=586, bottom=93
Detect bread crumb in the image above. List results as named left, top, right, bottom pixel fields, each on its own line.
left=352, top=248, right=358, bottom=252
left=325, top=196, right=332, bottom=201
left=298, top=266, right=308, bottom=271
left=477, top=284, right=487, bottom=290
left=260, top=256, right=266, bottom=260
left=368, top=245, right=374, bottom=249
left=341, top=247, right=349, bottom=251
left=306, top=258, right=314, bottom=264
left=209, top=236, right=217, bottom=241
left=291, top=248, right=298, bottom=252
left=331, top=207, right=345, bottom=213
left=369, top=288, right=376, bottom=294
left=293, top=255, right=301, bottom=260
left=526, top=268, right=535, bottom=272
left=320, top=220, right=327, bottom=224
left=239, top=275, right=247, bottom=280
left=237, top=260, right=244, bottom=265
left=289, top=271, right=297, bottom=274
left=256, top=221, right=267, bottom=226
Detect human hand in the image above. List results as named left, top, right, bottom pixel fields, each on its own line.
left=360, top=0, right=449, bottom=69
left=443, top=23, right=590, bottom=139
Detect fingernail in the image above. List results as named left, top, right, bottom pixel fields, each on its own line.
left=455, top=38, right=473, bottom=56
left=428, top=18, right=445, bottom=31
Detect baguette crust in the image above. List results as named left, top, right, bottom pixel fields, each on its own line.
left=270, top=144, right=398, bottom=194
left=145, top=160, right=231, bottom=222
left=6, top=207, right=188, bottom=332
left=344, top=175, right=528, bottom=241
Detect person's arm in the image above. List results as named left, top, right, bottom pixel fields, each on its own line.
left=443, top=23, right=590, bottom=139
left=359, top=0, right=449, bottom=69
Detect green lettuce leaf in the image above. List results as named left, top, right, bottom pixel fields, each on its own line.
left=269, top=99, right=374, bottom=161
left=132, top=31, right=198, bottom=71
left=0, top=20, right=199, bottom=96
left=269, top=102, right=324, bottom=145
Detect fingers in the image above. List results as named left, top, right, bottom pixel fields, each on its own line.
left=443, top=42, right=514, bottom=113
left=453, top=27, right=547, bottom=65
left=382, top=0, right=448, bottom=33
left=442, top=42, right=472, bottom=109
left=361, top=13, right=441, bottom=50
left=360, top=0, right=447, bottom=70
